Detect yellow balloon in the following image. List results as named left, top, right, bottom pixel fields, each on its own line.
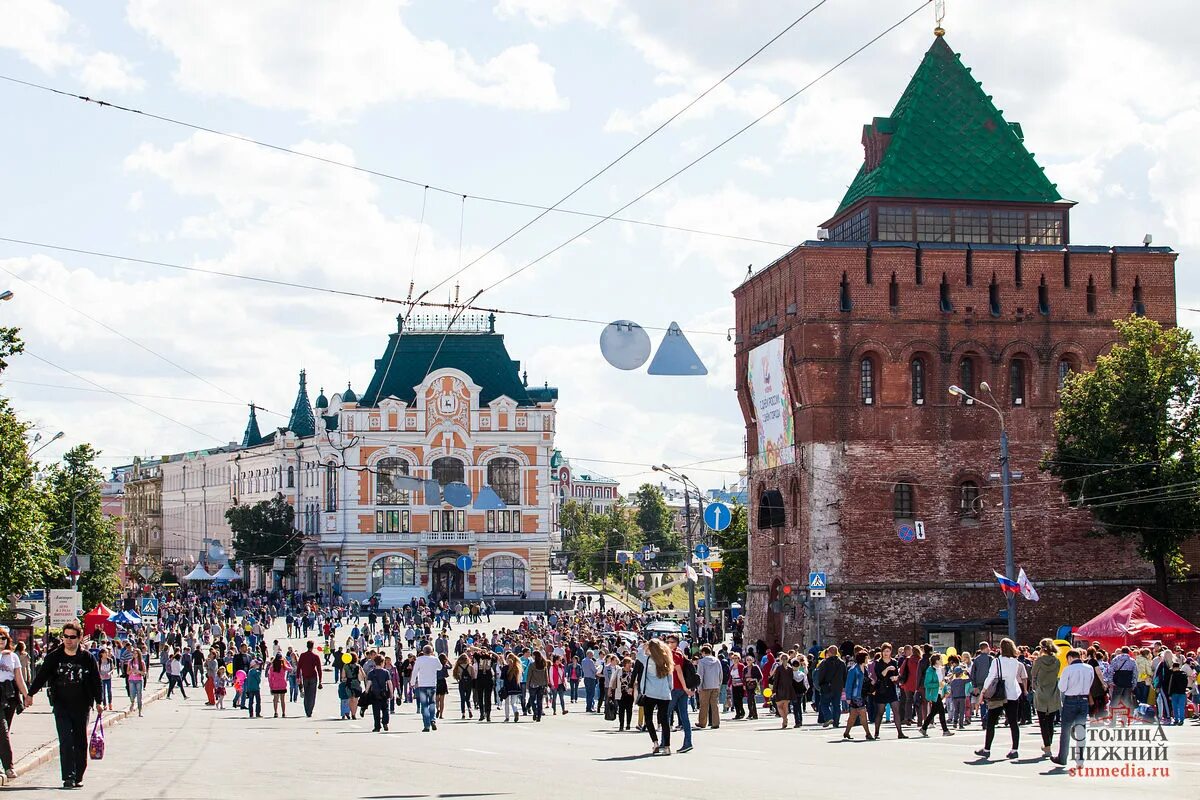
left=945, top=646, right=958, bottom=658
left=342, top=653, right=352, bottom=664
left=763, top=687, right=773, bottom=698
left=226, top=663, right=233, bottom=675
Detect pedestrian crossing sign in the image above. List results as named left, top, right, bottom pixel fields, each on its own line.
left=808, top=571, right=826, bottom=591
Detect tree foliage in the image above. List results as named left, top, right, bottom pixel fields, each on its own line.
left=713, top=503, right=748, bottom=602
left=1044, top=316, right=1200, bottom=605
left=226, top=496, right=300, bottom=573
left=632, top=483, right=681, bottom=553
left=0, top=396, right=59, bottom=607
left=43, top=444, right=121, bottom=608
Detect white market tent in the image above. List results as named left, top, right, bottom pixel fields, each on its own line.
left=212, top=562, right=243, bottom=581
left=183, top=564, right=215, bottom=581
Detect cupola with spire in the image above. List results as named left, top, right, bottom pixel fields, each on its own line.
left=241, top=403, right=264, bottom=448
left=315, top=386, right=328, bottom=410
left=342, top=381, right=358, bottom=405
left=287, top=369, right=317, bottom=438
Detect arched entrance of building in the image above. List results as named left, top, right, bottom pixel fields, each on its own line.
left=766, top=578, right=784, bottom=646
left=428, top=552, right=465, bottom=601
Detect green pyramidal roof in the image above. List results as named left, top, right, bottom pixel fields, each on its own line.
left=835, top=35, right=1062, bottom=213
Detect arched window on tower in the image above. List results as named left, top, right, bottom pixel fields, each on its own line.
left=860, top=356, right=876, bottom=406
left=376, top=457, right=411, bottom=505
left=1010, top=357, right=1028, bottom=406
left=959, top=481, right=981, bottom=517
left=757, top=488, right=785, bottom=529
left=958, top=356, right=976, bottom=404
left=1057, top=357, right=1077, bottom=392
left=911, top=356, right=926, bottom=405
left=431, top=457, right=465, bottom=487
left=893, top=482, right=915, bottom=521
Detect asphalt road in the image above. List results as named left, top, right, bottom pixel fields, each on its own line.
left=8, top=615, right=1200, bottom=798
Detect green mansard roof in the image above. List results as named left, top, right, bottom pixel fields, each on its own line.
left=359, top=326, right=557, bottom=408
left=835, top=34, right=1063, bottom=213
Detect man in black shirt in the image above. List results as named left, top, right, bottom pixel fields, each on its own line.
left=28, top=620, right=103, bottom=789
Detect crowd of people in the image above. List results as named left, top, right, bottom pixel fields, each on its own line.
left=2, top=585, right=1199, bottom=786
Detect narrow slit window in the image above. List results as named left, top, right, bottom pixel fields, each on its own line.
left=1133, top=276, right=1145, bottom=316
left=911, top=357, right=926, bottom=406
left=860, top=357, right=875, bottom=405
left=989, top=274, right=1001, bottom=317
left=888, top=272, right=899, bottom=309
left=839, top=272, right=852, bottom=312
left=1010, top=358, right=1027, bottom=406
left=1038, top=275, right=1049, bottom=315
left=939, top=273, right=953, bottom=313
left=1087, top=275, right=1097, bottom=314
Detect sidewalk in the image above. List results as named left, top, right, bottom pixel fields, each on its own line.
left=554, top=571, right=641, bottom=612
left=1, top=660, right=172, bottom=785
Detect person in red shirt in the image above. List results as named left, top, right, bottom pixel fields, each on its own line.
left=667, top=636, right=694, bottom=753
left=296, top=640, right=323, bottom=718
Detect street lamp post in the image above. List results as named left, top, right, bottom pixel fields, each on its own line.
left=0, top=289, right=13, bottom=302
left=949, top=381, right=1017, bottom=642
left=30, top=431, right=64, bottom=458
left=654, top=464, right=699, bottom=638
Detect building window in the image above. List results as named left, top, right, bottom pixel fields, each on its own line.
left=839, top=272, right=852, bottom=312
left=989, top=274, right=1001, bottom=316
left=1057, top=357, right=1076, bottom=392
left=830, top=208, right=869, bottom=241
left=888, top=272, right=899, bottom=309
left=1038, top=275, right=1050, bottom=315
left=370, top=555, right=416, bottom=593
left=954, top=209, right=989, bottom=243
left=860, top=357, right=876, bottom=405
left=488, top=457, right=521, bottom=505
left=324, top=463, right=337, bottom=511
left=959, top=357, right=976, bottom=404
left=374, top=510, right=410, bottom=533
left=287, top=466, right=294, bottom=488
left=1133, top=276, right=1145, bottom=315
left=893, top=482, right=915, bottom=520
left=1028, top=211, right=1063, bottom=245
left=915, top=208, right=951, bottom=242
left=482, top=555, right=526, bottom=596
left=757, top=489, right=785, bottom=529
left=991, top=210, right=1025, bottom=244
left=911, top=357, right=926, bottom=405
left=376, top=457, right=411, bottom=505
left=431, top=457, right=465, bottom=486
left=939, top=273, right=953, bottom=313
left=1010, top=358, right=1027, bottom=406
left=959, top=481, right=980, bottom=517
left=878, top=206, right=913, bottom=241
left=434, top=509, right=467, bottom=531
left=1087, top=275, right=1097, bottom=314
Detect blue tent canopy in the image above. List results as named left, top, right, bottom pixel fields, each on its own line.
left=108, top=610, right=143, bottom=626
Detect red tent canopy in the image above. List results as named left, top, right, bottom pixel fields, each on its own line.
left=82, top=603, right=116, bottom=637
left=1074, top=589, right=1200, bottom=653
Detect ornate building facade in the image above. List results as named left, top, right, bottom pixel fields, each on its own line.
left=733, top=32, right=1183, bottom=648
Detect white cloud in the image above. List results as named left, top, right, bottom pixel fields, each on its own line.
left=127, top=0, right=566, bottom=120
left=126, top=190, right=144, bottom=212
left=0, top=0, right=143, bottom=92
left=737, top=156, right=772, bottom=175
left=1148, top=110, right=1200, bottom=250
left=78, top=51, right=144, bottom=92
left=494, top=0, right=618, bottom=28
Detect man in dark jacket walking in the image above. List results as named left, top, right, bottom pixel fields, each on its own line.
left=28, top=621, right=104, bottom=789
left=814, top=645, right=847, bottom=728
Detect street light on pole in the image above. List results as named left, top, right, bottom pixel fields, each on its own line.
left=30, top=431, right=64, bottom=458
left=654, top=463, right=699, bottom=638
left=948, top=381, right=1017, bottom=642
left=0, top=289, right=13, bottom=302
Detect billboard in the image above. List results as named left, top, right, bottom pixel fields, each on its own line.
left=748, top=336, right=795, bottom=469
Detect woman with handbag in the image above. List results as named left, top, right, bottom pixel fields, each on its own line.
left=527, top=651, right=548, bottom=722
left=638, top=640, right=675, bottom=755
left=1030, top=639, right=1062, bottom=757
left=976, top=637, right=1027, bottom=760
left=471, top=652, right=495, bottom=722
left=768, top=656, right=798, bottom=728
left=0, top=626, right=33, bottom=780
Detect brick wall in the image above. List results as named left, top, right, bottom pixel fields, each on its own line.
left=735, top=241, right=1197, bottom=647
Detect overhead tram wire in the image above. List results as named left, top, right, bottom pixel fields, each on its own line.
left=471, top=1, right=932, bottom=300
left=0, top=76, right=790, bottom=251
left=0, top=236, right=728, bottom=336
left=0, top=265, right=287, bottom=419
left=419, top=0, right=833, bottom=299
left=1, top=378, right=275, bottom=408
left=21, top=350, right=230, bottom=446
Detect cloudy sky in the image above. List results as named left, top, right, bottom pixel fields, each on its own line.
left=1, top=0, right=1196, bottom=492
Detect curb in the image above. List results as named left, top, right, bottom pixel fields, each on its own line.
left=1, top=685, right=170, bottom=786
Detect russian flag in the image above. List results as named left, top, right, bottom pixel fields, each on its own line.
left=993, top=570, right=1020, bottom=594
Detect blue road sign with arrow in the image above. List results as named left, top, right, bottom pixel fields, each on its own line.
left=693, top=543, right=710, bottom=560
left=703, top=502, right=731, bottom=531
left=456, top=555, right=473, bottom=572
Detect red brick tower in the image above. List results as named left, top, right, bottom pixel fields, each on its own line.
left=733, top=31, right=1180, bottom=649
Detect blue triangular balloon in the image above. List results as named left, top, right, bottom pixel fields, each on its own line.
left=647, top=322, right=707, bottom=375
left=473, top=486, right=507, bottom=510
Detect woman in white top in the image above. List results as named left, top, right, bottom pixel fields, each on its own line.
left=976, top=637, right=1028, bottom=760
left=0, top=626, right=33, bottom=779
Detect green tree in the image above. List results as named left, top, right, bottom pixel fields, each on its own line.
left=1044, top=316, right=1200, bottom=605
left=712, top=504, right=748, bottom=603
left=226, top=496, right=300, bottom=574
left=43, top=444, right=121, bottom=608
left=632, top=483, right=681, bottom=553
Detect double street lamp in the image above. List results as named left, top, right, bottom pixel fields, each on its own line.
left=948, top=381, right=1017, bottom=642
left=30, top=431, right=65, bottom=458
left=652, top=463, right=700, bottom=638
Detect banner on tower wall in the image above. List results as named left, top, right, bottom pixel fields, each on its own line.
left=748, top=336, right=795, bottom=470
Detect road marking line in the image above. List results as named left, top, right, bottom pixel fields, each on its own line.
left=462, top=748, right=498, bottom=755
left=623, top=770, right=700, bottom=782
left=943, top=769, right=1026, bottom=780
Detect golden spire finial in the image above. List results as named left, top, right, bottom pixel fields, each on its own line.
left=934, top=0, right=946, bottom=36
